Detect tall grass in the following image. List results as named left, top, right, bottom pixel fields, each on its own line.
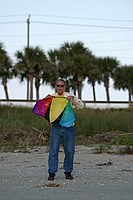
left=0, top=105, right=50, bottom=131
left=75, top=107, right=133, bottom=136
left=0, top=105, right=133, bottom=151
left=0, top=105, right=50, bottom=151
left=0, top=105, right=133, bottom=137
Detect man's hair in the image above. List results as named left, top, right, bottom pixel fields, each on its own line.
left=56, top=78, right=66, bottom=85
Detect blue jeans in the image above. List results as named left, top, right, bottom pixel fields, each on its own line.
left=48, top=123, right=76, bottom=174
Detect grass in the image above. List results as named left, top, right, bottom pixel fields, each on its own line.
left=75, top=107, right=133, bottom=136
left=112, top=134, right=133, bottom=154
left=112, top=134, right=133, bottom=146
left=90, top=133, right=133, bottom=154
left=0, top=105, right=133, bottom=152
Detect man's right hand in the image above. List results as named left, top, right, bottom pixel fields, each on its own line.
left=45, top=94, right=52, bottom=99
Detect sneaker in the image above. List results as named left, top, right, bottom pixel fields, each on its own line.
left=65, top=172, right=73, bottom=180
left=48, top=172, right=55, bottom=181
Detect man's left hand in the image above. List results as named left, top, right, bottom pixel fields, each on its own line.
left=67, top=96, right=74, bottom=101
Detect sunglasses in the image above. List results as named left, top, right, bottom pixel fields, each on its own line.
left=56, top=85, right=65, bottom=87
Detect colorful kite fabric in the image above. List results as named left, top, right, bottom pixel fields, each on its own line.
left=59, top=101, right=75, bottom=127
left=32, top=96, right=53, bottom=119
left=32, top=96, right=75, bottom=127
left=50, top=96, right=68, bottom=123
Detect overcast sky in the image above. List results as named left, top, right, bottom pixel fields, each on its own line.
left=0, top=0, right=133, bottom=101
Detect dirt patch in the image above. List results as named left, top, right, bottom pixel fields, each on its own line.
left=77, top=130, right=125, bottom=144
left=0, top=129, right=132, bottom=152
left=37, top=183, right=62, bottom=188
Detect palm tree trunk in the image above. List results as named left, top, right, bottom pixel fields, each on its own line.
left=92, top=82, right=96, bottom=102
left=73, top=86, right=76, bottom=95
left=2, top=80, right=9, bottom=100
left=35, top=77, right=41, bottom=100
left=128, top=89, right=132, bottom=107
left=4, top=85, right=9, bottom=100
left=36, top=89, right=39, bottom=100
left=105, top=86, right=110, bottom=102
left=27, top=77, right=29, bottom=100
left=77, top=83, right=82, bottom=99
left=104, top=80, right=110, bottom=102
left=35, top=81, right=40, bottom=100
left=29, top=74, right=33, bottom=100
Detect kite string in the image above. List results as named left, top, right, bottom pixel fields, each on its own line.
left=32, top=127, right=42, bottom=133
left=19, top=117, right=45, bottom=148
left=32, top=116, right=43, bottom=133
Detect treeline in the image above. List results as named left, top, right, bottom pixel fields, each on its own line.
left=0, top=41, right=133, bottom=103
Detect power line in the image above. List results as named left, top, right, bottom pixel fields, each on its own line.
left=32, top=20, right=133, bottom=30
left=37, top=39, right=133, bottom=47
left=30, top=14, right=133, bottom=23
left=0, top=18, right=133, bottom=30
left=6, top=42, right=133, bottom=52
left=86, top=39, right=133, bottom=44
left=0, top=34, right=26, bottom=38
left=94, top=48, right=133, bottom=52
left=0, top=13, right=133, bottom=23
left=0, top=14, right=28, bottom=18
left=118, top=57, right=133, bottom=59
left=0, top=14, right=132, bottom=64
left=0, top=21, right=25, bottom=25
left=1, top=29, right=133, bottom=44
left=0, top=29, right=132, bottom=38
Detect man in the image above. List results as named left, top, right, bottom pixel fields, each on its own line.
left=46, top=79, right=84, bottom=181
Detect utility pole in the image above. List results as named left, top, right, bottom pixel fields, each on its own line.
left=27, top=15, right=30, bottom=48
left=26, top=15, right=30, bottom=100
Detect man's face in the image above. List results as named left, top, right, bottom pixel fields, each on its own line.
left=56, top=81, right=66, bottom=95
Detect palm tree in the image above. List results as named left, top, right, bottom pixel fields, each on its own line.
left=0, top=42, right=12, bottom=100
left=14, top=50, right=29, bottom=99
left=14, top=46, right=48, bottom=100
left=58, top=41, right=93, bottom=99
left=46, top=49, right=60, bottom=89
left=113, top=65, right=133, bottom=105
left=97, top=56, right=119, bottom=102
left=86, top=58, right=101, bottom=101
left=33, top=50, right=49, bottom=100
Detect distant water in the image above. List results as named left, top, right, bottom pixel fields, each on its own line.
left=0, top=101, right=130, bottom=109
left=85, top=103, right=129, bottom=109
left=0, top=101, right=35, bottom=108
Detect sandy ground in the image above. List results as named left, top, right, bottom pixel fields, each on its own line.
left=0, top=145, right=133, bottom=200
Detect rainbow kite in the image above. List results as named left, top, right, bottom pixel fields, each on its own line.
left=32, top=96, right=75, bottom=127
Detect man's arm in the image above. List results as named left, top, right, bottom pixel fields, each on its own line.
left=66, top=95, right=84, bottom=109
left=71, top=95, right=84, bottom=109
